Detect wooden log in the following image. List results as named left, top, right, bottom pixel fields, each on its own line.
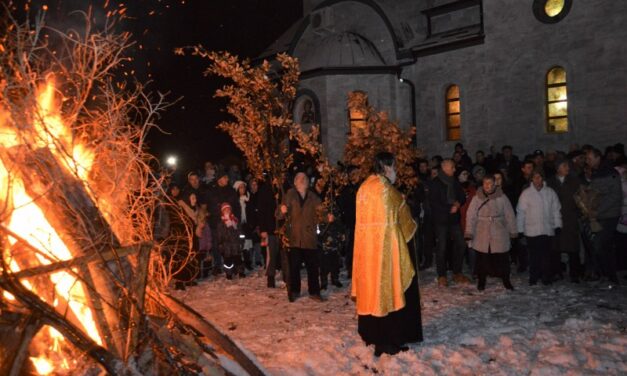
left=0, top=312, right=41, bottom=376
left=0, top=226, right=147, bottom=281
left=0, top=145, right=130, bottom=358
left=8, top=314, right=42, bottom=376
left=0, top=268, right=125, bottom=375
left=150, top=289, right=267, bottom=376
left=0, top=233, right=87, bottom=339
left=1, top=229, right=154, bottom=355
left=124, top=242, right=153, bottom=361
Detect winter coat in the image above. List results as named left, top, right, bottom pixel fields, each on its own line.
left=198, top=222, right=212, bottom=252
left=277, top=188, right=322, bottom=250
left=547, top=174, right=582, bottom=252
left=245, top=190, right=261, bottom=242
left=206, top=185, right=240, bottom=229
left=511, top=175, right=531, bottom=208
left=460, top=183, right=477, bottom=234
left=589, top=162, right=622, bottom=220
left=215, top=221, right=242, bottom=258
left=256, top=183, right=277, bottom=234
left=516, top=183, right=562, bottom=237
left=407, top=179, right=434, bottom=226
left=496, top=155, right=521, bottom=181
left=338, top=184, right=358, bottom=228
left=465, top=187, right=517, bottom=254
left=318, top=220, right=346, bottom=255
left=429, top=175, right=466, bottom=226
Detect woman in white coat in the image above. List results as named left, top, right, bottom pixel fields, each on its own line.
left=465, top=175, right=518, bottom=291
left=516, top=170, right=562, bottom=286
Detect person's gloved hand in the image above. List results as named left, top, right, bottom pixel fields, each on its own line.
left=554, top=227, right=562, bottom=236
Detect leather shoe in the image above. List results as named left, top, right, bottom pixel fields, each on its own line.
left=309, top=294, right=325, bottom=302
left=453, top=274, right=471, bottom=284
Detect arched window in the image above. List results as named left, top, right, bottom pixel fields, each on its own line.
left=445, top=85, right=461, bottom=141
left=546, top=66, right=568, bottom=133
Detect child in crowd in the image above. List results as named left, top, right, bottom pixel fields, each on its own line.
left=318, top=210, right=346, bottom=289
left=216, top=202, right=245, bottom=279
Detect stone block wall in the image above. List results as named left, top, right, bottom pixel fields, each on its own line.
left=301, top=73, right=412, bottom=163
left=410, top=0, right=627, bottom=158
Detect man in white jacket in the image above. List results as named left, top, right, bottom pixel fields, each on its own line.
left=516, top=170, right=562, bottom=285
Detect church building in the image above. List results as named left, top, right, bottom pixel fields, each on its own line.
left=259, top=0, right=627, bottom=162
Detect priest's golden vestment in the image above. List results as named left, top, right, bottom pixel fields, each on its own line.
left=351, top=174, right=417, bottom=317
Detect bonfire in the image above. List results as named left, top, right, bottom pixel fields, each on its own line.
left=0, top=7, right=264, bottom=376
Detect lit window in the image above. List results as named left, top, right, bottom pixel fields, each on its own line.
left=445, top=85, right=461, bottom=141
left=544, top=0, right=565, bottom=17
left=533, top=0, right=572, bottom=23
left=349, top=108, right=367, bottom=132
left=546, top=66, right=568, bottom=133
left=348, top=91, right=368, bottom=132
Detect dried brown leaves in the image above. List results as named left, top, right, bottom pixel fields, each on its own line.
left=343, top=91, right=418, bottom=188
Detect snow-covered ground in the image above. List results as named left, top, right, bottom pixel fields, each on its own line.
left=174, top=268, right=627, bottom=375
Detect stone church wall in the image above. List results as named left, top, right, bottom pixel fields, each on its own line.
left=410, top=0, right=627, bottom=158
left=300, top=73, right=411, bottom=163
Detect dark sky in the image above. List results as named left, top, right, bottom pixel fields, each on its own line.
left=8, top=0, right=303, bottom=172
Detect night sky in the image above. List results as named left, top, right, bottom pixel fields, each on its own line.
left=8, top=0, right=303, bottom=172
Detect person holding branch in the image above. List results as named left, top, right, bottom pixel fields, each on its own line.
left=278, top=172, right=324, bottom=302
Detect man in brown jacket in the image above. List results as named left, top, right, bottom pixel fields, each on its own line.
left=278, top=172, right=324, bottom=302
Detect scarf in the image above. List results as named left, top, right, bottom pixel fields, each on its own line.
left=221, top=212, right=239, bottom=229
left=239, top=193, right=249, bottom=223
left=439, top=173, right=457, bottom=204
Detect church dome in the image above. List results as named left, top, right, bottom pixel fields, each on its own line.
left=299, top=32, right=386, bottom=70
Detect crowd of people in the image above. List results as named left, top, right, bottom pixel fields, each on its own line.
left=158, top=141, right=627, bottom=293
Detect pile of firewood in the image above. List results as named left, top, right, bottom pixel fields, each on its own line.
left=0, top=7, right=265, bottom=375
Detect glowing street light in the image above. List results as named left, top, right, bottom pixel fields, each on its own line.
left=166, top=155, right=177, bottom=167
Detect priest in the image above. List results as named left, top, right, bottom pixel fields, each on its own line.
left=351, top=152, right=423, bottom=356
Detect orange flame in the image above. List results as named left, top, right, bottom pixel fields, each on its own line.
left=30, top=356, right=54, bottom=375
left=0, top=77, right=102, bottom=374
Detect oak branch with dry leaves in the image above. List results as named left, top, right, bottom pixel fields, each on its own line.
left=343, top=91, right=418, bottom=189
left=177, top=48, right=334, bottom=203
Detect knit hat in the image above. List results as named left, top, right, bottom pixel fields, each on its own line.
left=220, top=202, right=232, bottom=212
left=232, top=180, right=246, bottom=191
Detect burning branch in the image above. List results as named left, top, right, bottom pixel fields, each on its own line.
left=0, top=7, right=265, bottom=375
